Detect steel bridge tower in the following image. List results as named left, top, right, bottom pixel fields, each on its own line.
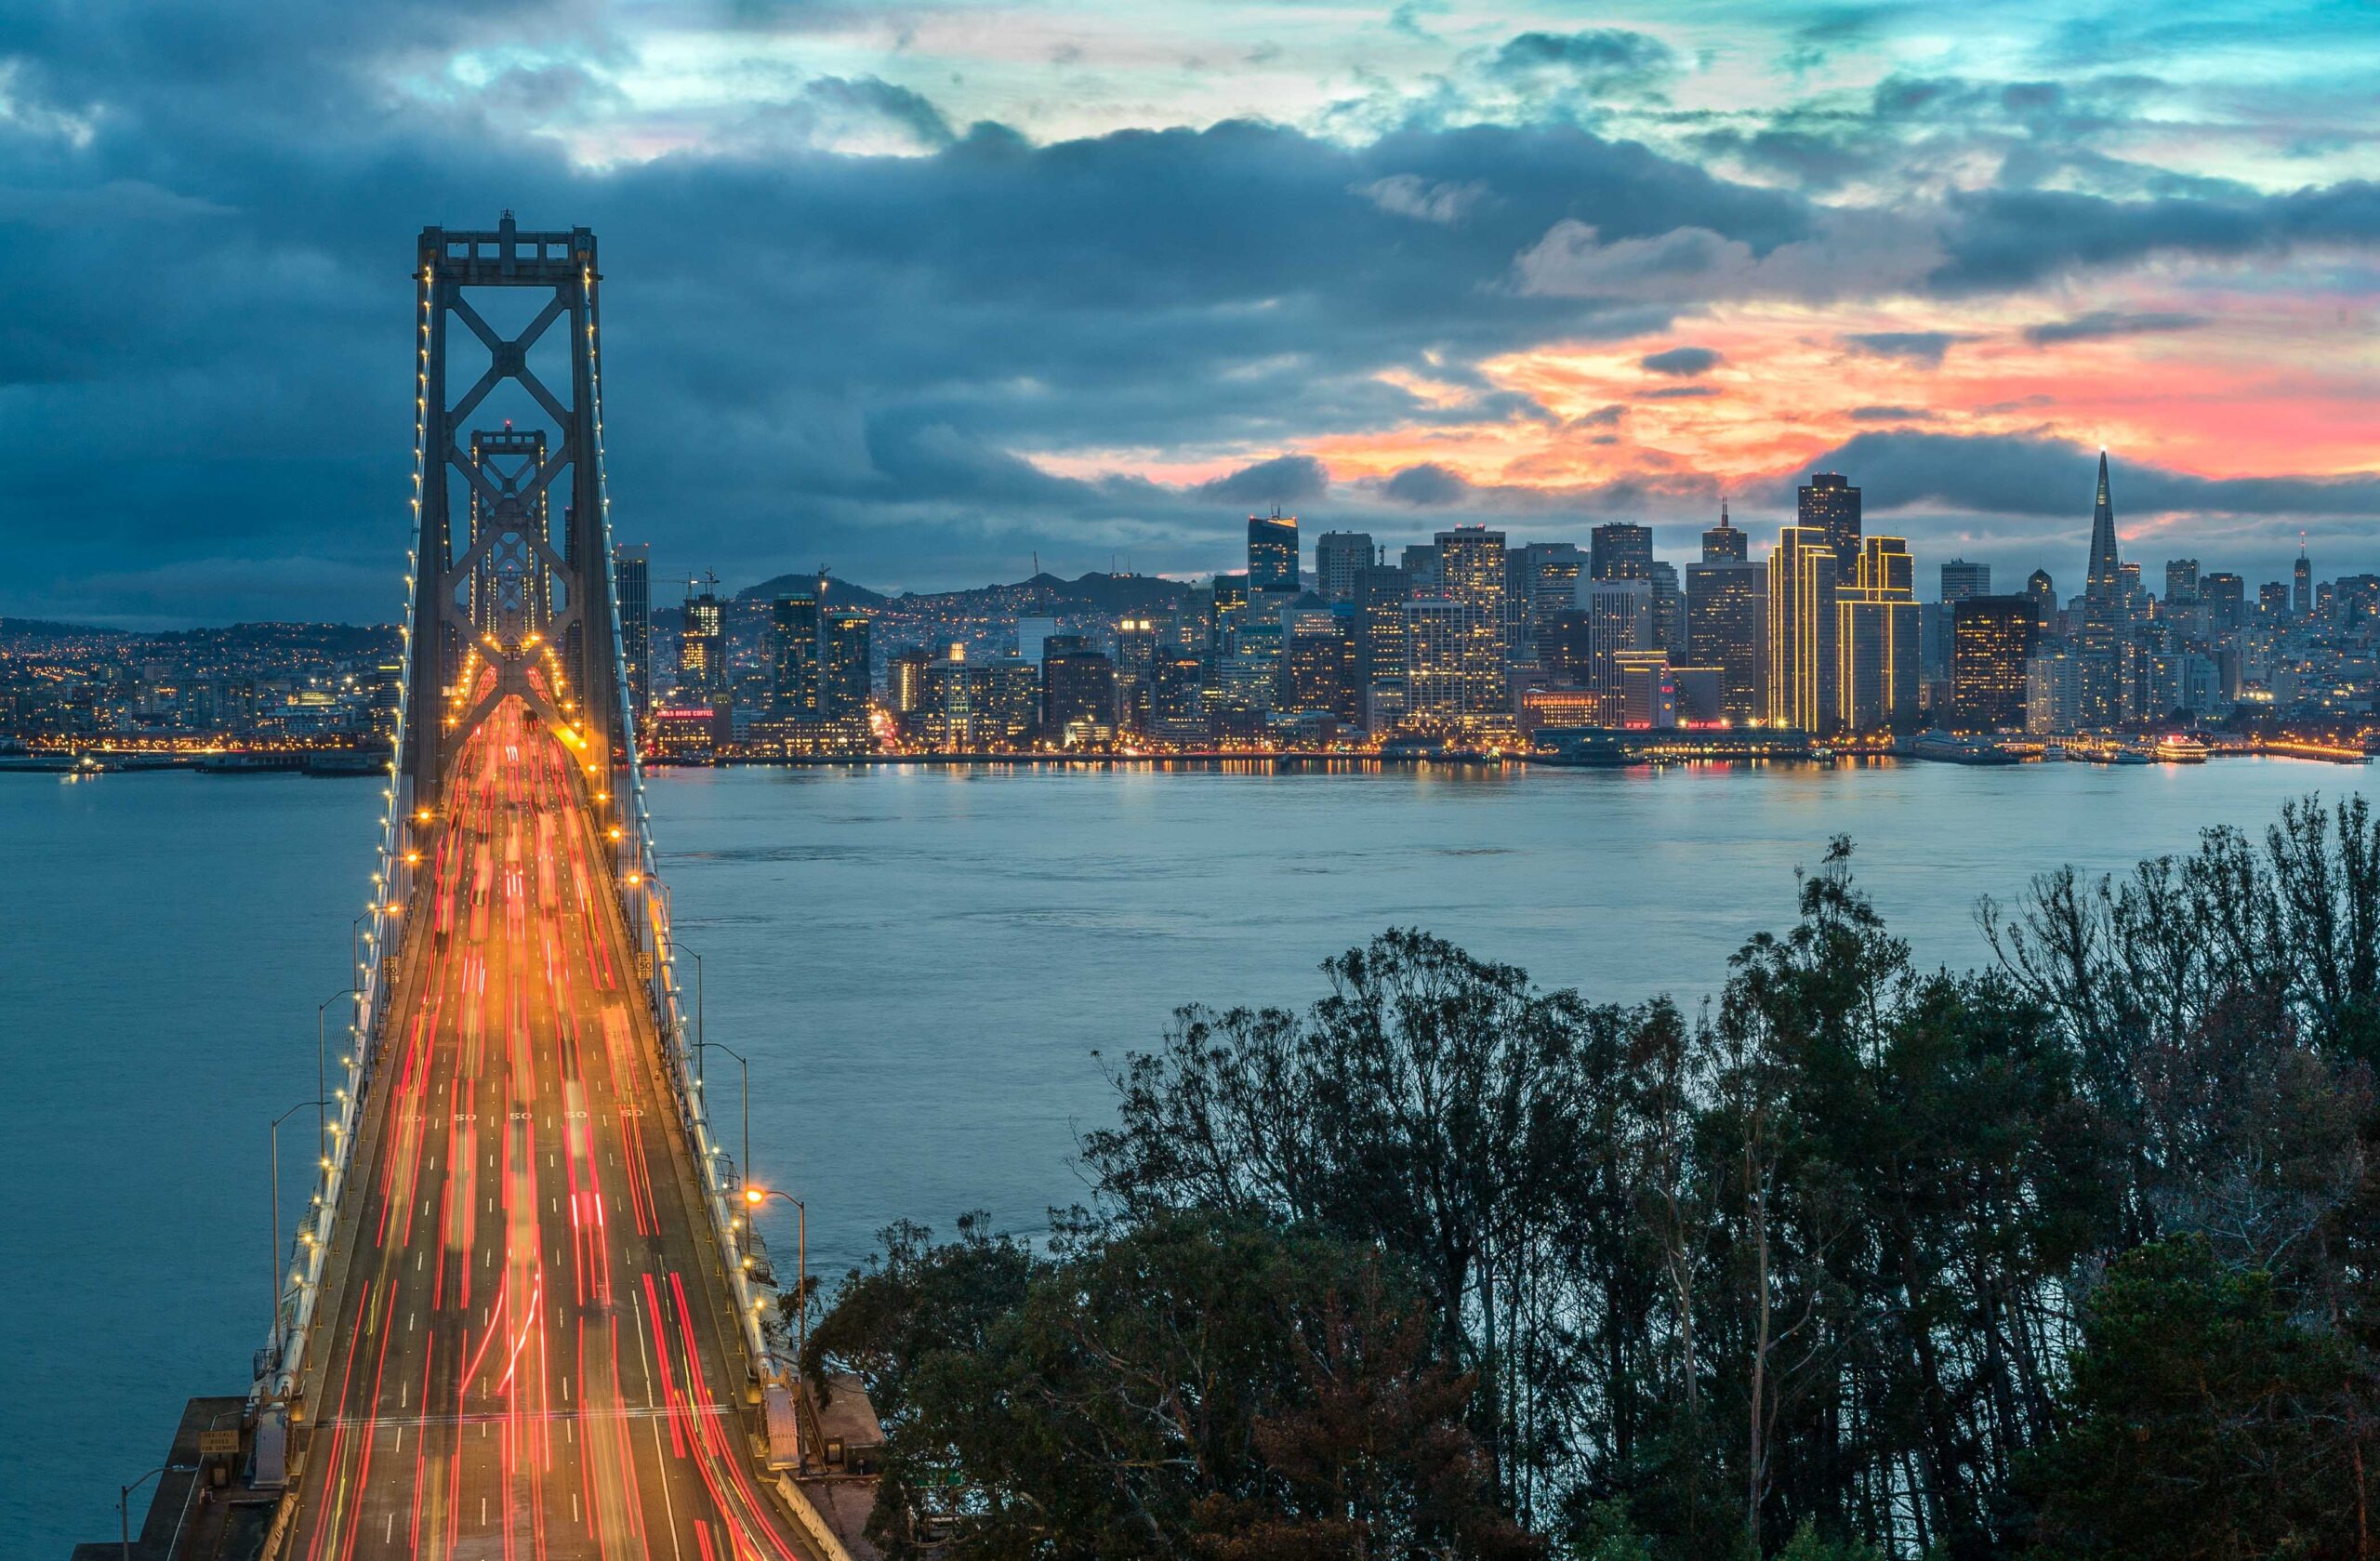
left=402, top=214, right=630, bottom=817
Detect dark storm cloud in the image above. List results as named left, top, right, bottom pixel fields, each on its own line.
left=1382, top=463, right=1471, bottom=505
left=1839, top=330, right=1966, bottom=364
left=1195, top=455, right=1331, bottom=505
left=0, top=7, right=1824, bottom=619
left=1929, top=180, right=2380, bottom=292
left=1776, top=430, right=2380, bottom=520
left=1639, top=345, right=1722, bottom=376
left=1489, top=28, right=1679, bottom=93
left=2020, top=309, right=2212, bottom=345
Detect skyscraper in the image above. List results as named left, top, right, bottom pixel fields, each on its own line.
left=678, top=576, right=724, bottom=703
left=1435, top=525, right=1508, bottom=722
left=1401, top=598, right=1467, bottom=726
left=2294, top=542, right=2313, bottom=620
left=2084, top=451, right=2122, bottom=613
left=1798, top=473, right=1861, bottom=565
left=1686, top=553, right=1766, bottom=721
left=1354, top=562, right=1410, bottom=694
left=1766, top=524, right=1839, bottom=732
left=1581, top=578, right=1653, bottom=722
left=821, top=611, right=871, bottom=720
left=2077, top=452, right=2124, bottom=726
left=1248, top=510, right=1299, bottom=592
left=1314, top=532, right=1373, bottom=603
left=1836, top=536, right=1921, bottom=731
left=2026, top=569, right=2057, bottom=629
left=1701, top=502, right=1748, bottom=562
left=612, top=543, right=651, bottom=717
left=1951, top=596, right=2036, bottom=731
left=772, top=591, right=823, bottom=717
left=1590, top=523, right=1653, bottom=581
left=2202, top=571, right=2245, bottom=629
left=2163, top=559, right=2201, bottom=606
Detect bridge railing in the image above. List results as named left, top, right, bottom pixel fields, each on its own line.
left=583, top=268, right=787, bottom=1413
left=249, top=264, right=438, bottom=1464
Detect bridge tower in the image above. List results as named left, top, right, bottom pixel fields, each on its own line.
left=401, top=215, right=630, bottom=826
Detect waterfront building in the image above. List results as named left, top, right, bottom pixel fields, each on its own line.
left=1114, top=615, right=1159, bottom=732
left=1151, top=652, right=1206, bottom=741
left=1686, top=555, right=1766, bottom=722
left=772, top=592, right=823, bottom=717
left=889, top=646, right=933, bottom=719
left=1836, top=536, right=1921, bottom=731
left=1435, top=525, right=1509, bottom=721
left=1401, top=598, right=1467, bottom=726
left=1951, top=595, right=2036, bottom=731
left=1283, top=612, right=1359, bottom=721
left=1249, top=510, right=1300, bottom=592
left=1590, top=523, right=1653, bottom=581
left=1616, top=650, right=1676, bottom=729
left=1766, top=524, right=1839, bottom=732
left=1581, top=577, right=1653, bottom=722
left=612, top=543, right=651, bottom=716
left=1511, top=542, right=1584, bottom=658
left=1041, top=642, right=1117, bottom=745
left=1314, top=532, right=1373, bottom=604
left=2025, top=644, right=2082, bottom=735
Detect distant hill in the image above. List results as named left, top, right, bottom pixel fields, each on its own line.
left=736, top=574, right=893, bottom=609
left=733, top=570, right=1194, bottom=618
left=0, top=616, right=126, bottom=642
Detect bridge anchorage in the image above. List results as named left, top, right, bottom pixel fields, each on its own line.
left=149, top=216, right=836, bottom=1561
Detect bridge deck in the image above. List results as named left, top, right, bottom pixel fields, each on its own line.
left=285, top=701, right=814, bottom=1560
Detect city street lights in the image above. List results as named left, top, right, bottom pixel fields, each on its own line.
left=120, top=1463, right=180, bottom=1561
left=270, top=1099, right=331, bottom=1351
left=314, top=988, right=357, bottom=1149
left=673, top=941, right=706, bottom=1079
left=697, top=1040, right=750, bottom=1217
left=745, top=1186, right=811, bottom=1377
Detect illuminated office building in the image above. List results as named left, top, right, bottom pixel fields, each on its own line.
left=1951, top=595, right=2036, bottom=731
left=1435, top=525, right=1509, bottom=721
left=677, top=578, right=724, bottom=703
left=1248, top=510, right=1299, bottom=592
left=612, top=543, right=651, bottom=716
left=1590, top=523, right=1653, bottom=581
left=1766, top=524, right=1839, bottom=732
left=1700, top=502, right=1748, bottom=563
left=1314, top=532, right=1373, bottom=603
left=1401, top=598, right=1467, bottom=726
left=1798, top=472, right=1861, bottom=565
left=1835, top=536, right=1920, bottom=731
left=1686, top=555, right=1766, bottom=721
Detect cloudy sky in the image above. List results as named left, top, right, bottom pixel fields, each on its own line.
left=2, top=0, right=2374, bottom=625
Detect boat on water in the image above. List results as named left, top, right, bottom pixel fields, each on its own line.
left=2154, top=734, right=2211, bottom=763
left=1909, top=732, right=2022, bottom=766
left=1532, top=730, right=1643, bottom=768
left=2041, top=744, right=2068, bottom=761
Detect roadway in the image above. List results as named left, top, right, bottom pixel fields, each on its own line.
left=284, top=697, right=813, bottom=1561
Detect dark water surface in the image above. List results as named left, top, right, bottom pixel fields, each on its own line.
left=4, top=758, right=2362, bottom=1553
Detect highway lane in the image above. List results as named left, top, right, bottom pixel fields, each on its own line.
left=285, top=698, right=811, bottom=1561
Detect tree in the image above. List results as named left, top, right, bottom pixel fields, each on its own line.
left=2021, top=1235, right=2376, bottom=1560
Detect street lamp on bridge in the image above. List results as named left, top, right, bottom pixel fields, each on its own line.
left=745, top=1186, right=811, bottom=1375
left=268, top=1098, right=332, bottom=1363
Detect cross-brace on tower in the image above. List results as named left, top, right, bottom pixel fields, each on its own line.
left=403, top=215, right=628, bottom=817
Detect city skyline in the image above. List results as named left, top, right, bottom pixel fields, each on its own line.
left=2, top=2, right=2376, bottom=626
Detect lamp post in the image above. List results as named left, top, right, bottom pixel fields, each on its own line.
left=697, top=1040, right=750, bottom=1219
left=120, top=1463, right=178, bottom=1561
left=314, top=988, right=357, bottom=1150
left=746, top=1186, right=810, bottom=1378
left=270, top=1098, right=331, bottom=1363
